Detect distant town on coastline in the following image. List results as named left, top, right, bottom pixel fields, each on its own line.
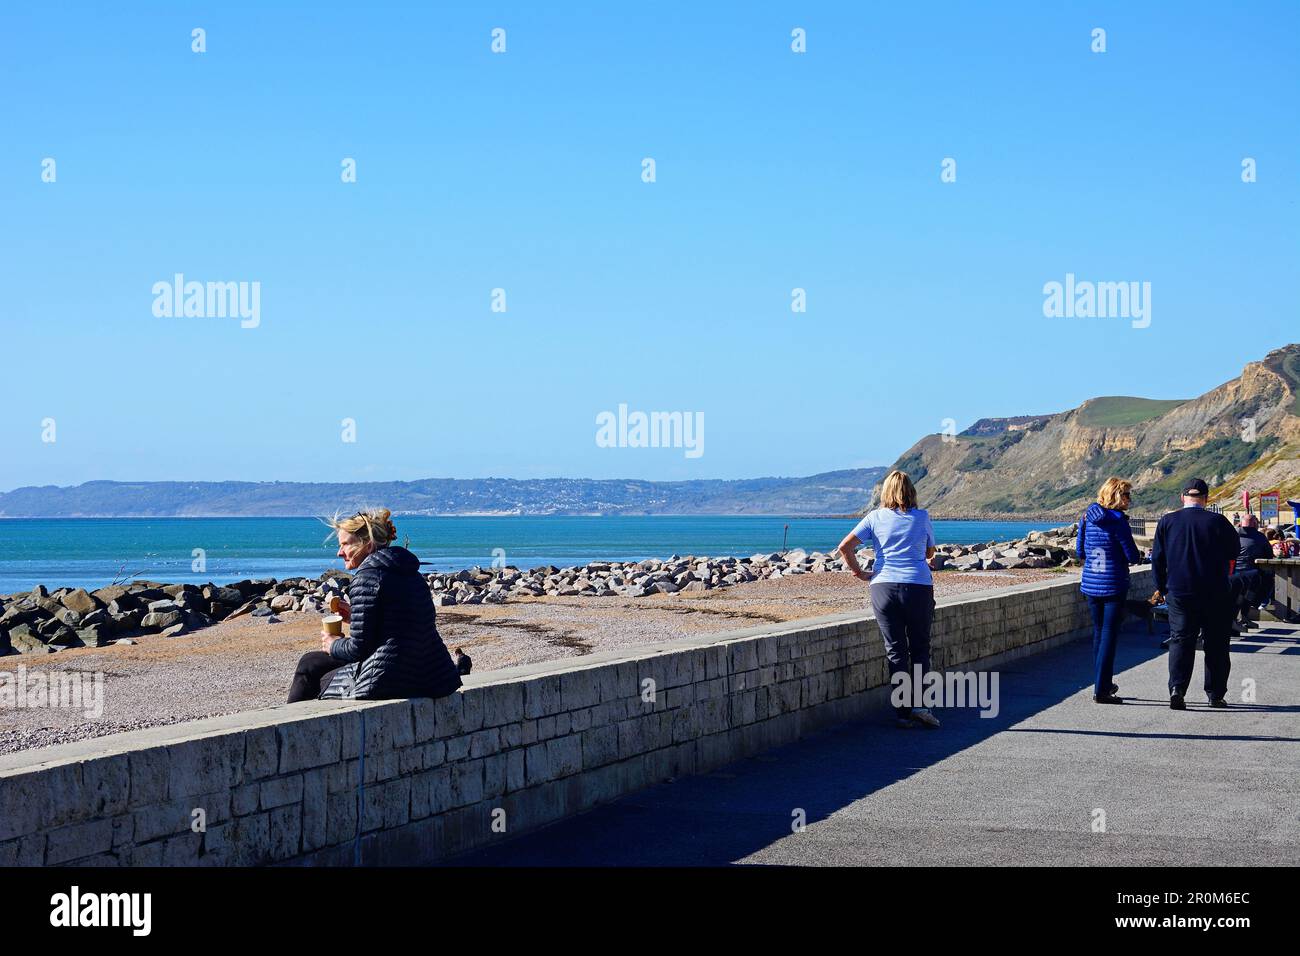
left=0, top=471, right=889, bottom=519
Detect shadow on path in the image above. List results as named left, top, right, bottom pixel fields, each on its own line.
left=447, top=618, right=1184, bottom=866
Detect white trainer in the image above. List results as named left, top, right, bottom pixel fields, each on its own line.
left=910, top=708, right=941, bottom=729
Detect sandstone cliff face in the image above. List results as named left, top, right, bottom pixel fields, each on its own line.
left=1059, top=428, right=1138, bottom=464
left=880, top=344, right=1300, bottom=517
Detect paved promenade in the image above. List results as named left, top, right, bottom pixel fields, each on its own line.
left=450, top=620, right=1300, bottom=866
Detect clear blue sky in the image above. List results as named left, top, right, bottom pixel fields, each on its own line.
left=1, top=1, right=1296, bottom=490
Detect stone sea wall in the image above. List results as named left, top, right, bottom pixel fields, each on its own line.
left=0, top=568, right=1150, bottom=866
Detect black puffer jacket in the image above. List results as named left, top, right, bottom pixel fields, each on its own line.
left=319, top=546, right=463, bottom=701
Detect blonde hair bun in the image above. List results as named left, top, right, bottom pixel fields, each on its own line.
left=329, top=507, right=398, bottom=548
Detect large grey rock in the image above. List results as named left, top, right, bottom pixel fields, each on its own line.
left=54, top=607, right=83, bottom=628
left=60, top=588, right=102, bottom=616
left=202, top=585, right=243, bottom=605
left=128, top=586, right=168, bottom=605
left=230, top=579, right=276, bottom=599
left=175, top=590, right=207, bottom=612
left=140, top=609, right=184, bottom=632
left=0, top=605, right=37, bottom=627
left=226, top=599, right=261, bottom=620
left=36, top=617, right=78, bottom=644
left=15, top=628, right=57, bottom=653
left=91, top=584, right=137, bottom=606
left=76, top=623, right=112, bottom=647
left=108, top=608, right=143, bottom=634
left=208, top=601, right=239, bottom=619
left=46, top=627, right=84, bottom=648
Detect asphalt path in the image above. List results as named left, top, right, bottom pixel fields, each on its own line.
left=449, top=619, right=1300, bottom=866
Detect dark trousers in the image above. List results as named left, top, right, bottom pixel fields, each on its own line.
left=870, top=582, right=934, bottom=715
left=1230, top=569, right=1270, bottom=620
left=288, top=651, right=346, bottom=703
left=1086, top=594, right=1126, bottom=698
left=1166, top=591, right=1231, bottom=700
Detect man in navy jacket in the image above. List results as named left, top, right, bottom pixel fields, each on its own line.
left=1151, top=478, right=1240, bottom=710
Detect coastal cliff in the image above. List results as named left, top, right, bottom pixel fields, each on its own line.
left=880, top=343, right=1300, bottom=518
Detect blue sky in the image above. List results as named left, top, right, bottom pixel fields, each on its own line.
left=1, top=1, right=1296, bottom=490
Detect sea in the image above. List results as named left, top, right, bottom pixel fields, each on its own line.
left=0, top=516, right=1061, bottom=594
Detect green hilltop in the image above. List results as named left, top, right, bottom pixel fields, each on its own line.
left=1076, top=397, right=1189, bottom=428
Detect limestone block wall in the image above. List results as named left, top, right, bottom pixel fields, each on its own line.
left=0, top=570, right=1149, bottom=866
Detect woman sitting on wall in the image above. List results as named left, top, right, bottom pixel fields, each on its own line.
left=287, top=508, right=463, bottom=703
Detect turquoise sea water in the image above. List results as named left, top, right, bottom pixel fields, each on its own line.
left=0, top=516, right=1060, bottom=594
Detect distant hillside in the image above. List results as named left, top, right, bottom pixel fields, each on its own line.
left=0, top=469, right=888, bottom=518
left=878, top=344, right=1300, bottom=518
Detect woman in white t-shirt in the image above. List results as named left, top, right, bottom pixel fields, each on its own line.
left=837, top=470, right=939, bottom=729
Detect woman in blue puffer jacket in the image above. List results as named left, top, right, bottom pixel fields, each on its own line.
left=1076, top=478, right=1143, bottom=704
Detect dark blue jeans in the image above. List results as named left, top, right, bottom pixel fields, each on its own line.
left=870, top=582, right=934, bottom=715
left=1085, top=594, right=1126, bottom=698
